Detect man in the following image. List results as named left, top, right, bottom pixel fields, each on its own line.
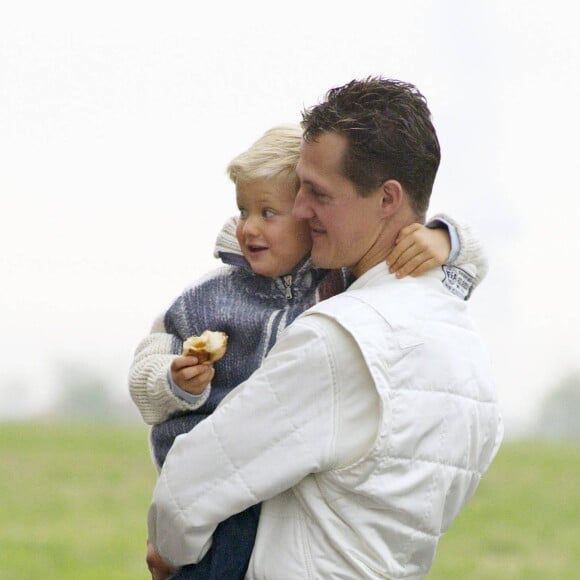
left=147, top=77, right=503, bottom=579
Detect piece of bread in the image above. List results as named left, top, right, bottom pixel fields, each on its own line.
left=182, top=330, right=228, bottom=365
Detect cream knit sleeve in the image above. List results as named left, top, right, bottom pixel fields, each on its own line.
left=128, top=316, right=209, bottom=425
left=431, top=212, right=489, bottom=289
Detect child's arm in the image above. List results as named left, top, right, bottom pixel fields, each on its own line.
left=386, top=214, right=488, bottom=290
left=429, top=213, right=488, bottom=287
left=386, top=223, right=450, bottom=278
left=128, top=315, right=212, bottom=425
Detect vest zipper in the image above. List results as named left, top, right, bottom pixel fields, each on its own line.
left=283, top=275, right=293, bottom=300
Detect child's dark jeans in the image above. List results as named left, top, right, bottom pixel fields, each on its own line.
left=169, top=503, right=261, bottom=580
left=154, top=412, right=260, bottom=579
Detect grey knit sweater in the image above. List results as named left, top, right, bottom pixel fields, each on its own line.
left=128, top=214, right=486, bottom=467
left=131, top=218, right=350, bottom=467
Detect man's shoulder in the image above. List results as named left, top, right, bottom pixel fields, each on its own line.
left=308, top=266, right=411, bottom=315
left=305, top=266, right=468, bottom=340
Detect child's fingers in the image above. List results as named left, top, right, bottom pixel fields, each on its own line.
left=183, top=366, right=214, bottom=395
left=180, top=364, right=213, bottom=382
left=171, top=355, right=199, bottom=371
left=387, top=224, right=425, bottom=267
left=396, top=255, right=440, bottom=278
left=387, top=240, right=422, bottom=272
left=408, top=258, right=440, bottom=277
left=171, top=363, right=214, bottom=394
left=394, top=252, right=430, bottom=278
left=388, top=223, right=451, bottom=277
left=396, top=222, right=423, bottom=240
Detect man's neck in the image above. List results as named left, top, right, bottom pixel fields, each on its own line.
left=352, top=213, right=418, bottom=278
left=352, top=229, right=398, bottom=278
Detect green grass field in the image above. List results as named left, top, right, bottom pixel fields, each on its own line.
left=1, top=422, right=579, bottom=579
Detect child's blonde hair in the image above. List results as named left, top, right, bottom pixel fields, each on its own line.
left=226, top=124, right=302, bottom=191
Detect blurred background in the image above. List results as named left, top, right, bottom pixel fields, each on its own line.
left=2, top=1, right=580, bottom=577
left=2, top=0, right=579, bottom=438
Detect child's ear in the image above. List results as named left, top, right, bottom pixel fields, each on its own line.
left=380, top=180, right=404, bottom=217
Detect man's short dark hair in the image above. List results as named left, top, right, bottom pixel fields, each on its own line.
left=301, top=77, right=441, bottom=218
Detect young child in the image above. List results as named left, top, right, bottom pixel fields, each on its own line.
left=130, top=124, right=487, bottom=579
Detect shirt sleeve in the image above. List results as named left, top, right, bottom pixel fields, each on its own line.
left=147, top=316, right=346, bottom=567
left=429, top=212, right=489, bottom=290
left=426, top=216, right=460, bottom=263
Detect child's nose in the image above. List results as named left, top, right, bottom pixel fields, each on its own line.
left=242, top=215, right=260, bottom=236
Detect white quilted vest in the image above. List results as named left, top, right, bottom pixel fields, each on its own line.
left=248, top=267, right=502, bottom=579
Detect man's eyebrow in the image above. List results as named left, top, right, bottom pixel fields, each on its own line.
left=297, top=174, right=317, bottom=187
left=296, top=165, right=322, bottom=188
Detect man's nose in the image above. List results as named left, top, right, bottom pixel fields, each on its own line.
left=293, top=187, right=311, bottom=219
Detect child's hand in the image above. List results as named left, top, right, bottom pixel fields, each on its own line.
left=170, top=356, right=215, bottom=395
left=386, top=223, right=450, bottom=278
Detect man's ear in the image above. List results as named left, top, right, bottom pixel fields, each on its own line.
left=380, top=180, right=404, bottom=217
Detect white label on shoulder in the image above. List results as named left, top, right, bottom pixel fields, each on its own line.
left=441, top=265, right=475, bottom=300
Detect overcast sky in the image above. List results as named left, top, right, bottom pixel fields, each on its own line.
left=1, top=0, right=579, bottom=434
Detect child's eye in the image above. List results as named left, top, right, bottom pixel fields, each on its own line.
left=238, top=208, right=248, bottom=219
left=262, top=209, right=276, bottom=218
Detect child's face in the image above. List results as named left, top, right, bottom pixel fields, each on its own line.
left=235, top=178, right=312, bottom=277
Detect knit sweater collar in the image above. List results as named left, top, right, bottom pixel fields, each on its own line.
left=212, top=215, right=331, bottom=303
